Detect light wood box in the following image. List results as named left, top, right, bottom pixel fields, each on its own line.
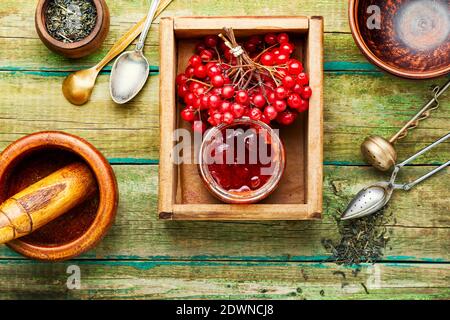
left=159, top=16, right=323, bottom=220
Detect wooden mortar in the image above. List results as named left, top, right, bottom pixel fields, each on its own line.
left=0, top=131, right=118, bottom=261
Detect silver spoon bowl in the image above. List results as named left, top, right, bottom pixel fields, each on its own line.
left=110, top=0, right=160, bottom=104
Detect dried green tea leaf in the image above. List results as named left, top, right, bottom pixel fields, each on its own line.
left=45, top=0, right=97, bottom=43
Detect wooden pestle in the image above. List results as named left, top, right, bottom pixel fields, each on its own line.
left=0, top=163, right=97, bottom=244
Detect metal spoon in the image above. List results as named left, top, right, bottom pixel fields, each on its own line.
left=110, top=0, right=160, bottom=104
left=62, top=0, right=172, bottom=106
left=342, top=132, right=450, bottom=220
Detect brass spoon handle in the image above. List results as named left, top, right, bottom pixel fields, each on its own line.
left=94, top=0, right=173, bottom=72
left=389, top=79, right=450, bottom=144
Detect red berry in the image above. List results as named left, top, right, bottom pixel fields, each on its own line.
left=274, top=99, right=287, bottom=112
left=223, top=112, right=234, bottom=124
left=277, top=33, right=289, bottom=43
left=298, top=98, right=309, bottom=112
left=252, top=93, right=266, bottom=108
left=260, top=114, right=271, bottom=124
left=212, top=87, right=223, bottom=96
left=185, top=66, right=195, bottom=78
left=301, top=86, right=312, bottom=99
left=267, top=90, right=276, bottom=104
left=189, top=55, right=202, bottom=67
left=282, top=75, right=296, bottom=89
left=264, top=33, right=277, bottom=45
left=194, top=87, right=207, bottom=96
left=231, top=103, right=245, bottom=118
left=277, top=110, right=297, bottom=126
left=264, top=81, right=276, bottom=90
left=287, top=59, right=304, bottom=75
left=207, top=116, right=216, bottom=126
left=192, top=121, right=207, bottom=133
left=249, top=108, right=262, bottom=120
left=244, top=41, right=257, bottom=53
left=292, top=83, right=303, bottom=94
left=184, top=92, right=196, bottom=105
left=188, top=81, right=201, bottom=92
left=275, top=86, right=288, bottom=100
left=248, top=35, right=263, bottom=45
left=177, top=84, right=189, bottom=98
left=176, top=73, right=188, bottom=85
left=264, top=106, right=278, bottom=120
left=200, top=49, right=214, bottom=62
left=200, top=94, right=210, bottom=109
left=191, top=96, right=201, bottom=108
left=224, top=48, right=232, bottom=61
left=211, top=74, right=225, bottom=87
left=272, top=49, right=281, bottom=56
left=196, top=43, right=206, bottom=53
left=208, top=94, right=222, bottom=109
left=260, top=52, right=275, bottom=66
left=213, top=112, right=223, bottom=125
left=223, top=76, right=231, bottom=85
left=236, top=90, right=250, bottom=105
left=296, top=72, right=309, bottom=85
left=220, top=101, right=232, bottom=113
left=287, top=93, right=302, bottom=109
left=276, top=53, right=289, bottom=64
left=279, top=43, right=295, bottom=55
left=221, top=85, right=235, bottom=99
left=194, top=65, right=207, bottom=79
left=206, top=65, right=221, bottom=78
left=181, top=108, right=196, bottom=122
left=219, top=40, right=229, bottom=52
left=204, top=35, right=219, bottom=48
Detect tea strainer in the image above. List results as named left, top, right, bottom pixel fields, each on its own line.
left=342, top=132, right=450, bottom=220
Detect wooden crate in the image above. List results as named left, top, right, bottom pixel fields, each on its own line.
left=159, top=16, right=323, bottom=220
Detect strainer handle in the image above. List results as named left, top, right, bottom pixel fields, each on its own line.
left=398, top=132, right=450, bottom=168
left=389, top=79, right=450, bottom=144
left=400, top=160, right=450, bottom=191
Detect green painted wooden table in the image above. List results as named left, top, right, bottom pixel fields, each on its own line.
left=0, top=0, right=449, bottom=300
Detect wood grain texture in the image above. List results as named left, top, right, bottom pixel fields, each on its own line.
left=0, top=0, right=448, bottom=300
left=0, top=0, right=349, bottom=39
left=1, top=165, right=447, bottom=262
left=0, top=260, right=448, bottom=299
left=0, top=71, right=447, bottom=163
left=0, top=32, right=372, bottom=72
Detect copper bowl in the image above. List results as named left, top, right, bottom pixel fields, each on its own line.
left=0, top=132, right=118, bottom=261
left=35, top=0, right=110, bottom=59
left=349, top=0, right=450, bottom=79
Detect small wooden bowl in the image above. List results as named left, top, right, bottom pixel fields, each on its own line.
left=349, top=0, right=450, bottom=79
left=35, top=0, right=110, bottom=59
left=0, top=132, right=118, bottom=261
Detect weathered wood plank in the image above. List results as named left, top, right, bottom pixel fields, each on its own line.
left=0, top=30, right=368, bottom=72
left=0, top=260, right=448, bottom=299
left=0, top=71, right=447, bottom=163
left=0, top=165, right=447, bottom=261
left=0, top=0, right=349, bottom=40
left=0, top=71, right=160, bottom=159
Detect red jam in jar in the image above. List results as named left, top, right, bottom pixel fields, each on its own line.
left=199, top=118, right=285, bottom=204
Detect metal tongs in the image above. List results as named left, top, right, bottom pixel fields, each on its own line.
left=342, top=133, right=450, bottom=220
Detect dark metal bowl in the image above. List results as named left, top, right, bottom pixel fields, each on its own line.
left=349, top=0, right=450, bottom=79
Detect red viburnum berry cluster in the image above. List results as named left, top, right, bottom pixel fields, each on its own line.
left=176, top=31, right=312, bottom=133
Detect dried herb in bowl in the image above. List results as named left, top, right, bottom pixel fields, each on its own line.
left=45, top=0, right=97, bottom=43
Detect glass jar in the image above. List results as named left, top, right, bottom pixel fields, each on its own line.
left=198, top=118, right=285, bottom=204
